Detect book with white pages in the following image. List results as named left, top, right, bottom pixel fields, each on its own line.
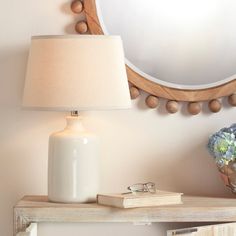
left=97, top=190, right=183, bottom=208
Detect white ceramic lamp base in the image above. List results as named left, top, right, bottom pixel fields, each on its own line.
left=48, top=116, right=100, bottom=203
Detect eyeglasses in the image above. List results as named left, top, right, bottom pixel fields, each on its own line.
left=127, top=182, right=156, bottom=194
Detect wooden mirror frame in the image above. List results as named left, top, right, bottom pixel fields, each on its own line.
left=71, top=0, right=236, bottom=114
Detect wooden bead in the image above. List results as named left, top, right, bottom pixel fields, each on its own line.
left=128, top=82, right=133, bottom=87
left=71, top=0, right=83, bottom=14
left=75, top=21, right=88, bottom=34
left=145, top=95, right=159, bottom=108
left=228, top=94, right=236, bottom=106
left=208, top=99, right=222, bottom=113
left=166, top=100, right=179, bottom=114
left=130, top=86, right=140, bottom=99
left=188, top=102, right=201, bottom=115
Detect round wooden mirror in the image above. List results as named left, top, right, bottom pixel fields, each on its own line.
left=71, top=0, right=236, bottom=113
left=97, top=0, right=236, bottom=89
left=82, top=0, right=236, bottom=101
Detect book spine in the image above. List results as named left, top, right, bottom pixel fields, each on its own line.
left=97, top=195, right=124, bottom=208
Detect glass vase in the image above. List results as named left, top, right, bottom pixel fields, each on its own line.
left=217, top=159, right=236, bottom=193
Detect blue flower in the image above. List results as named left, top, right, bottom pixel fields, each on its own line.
left=208, top=124, right=236, bottom=166
left=229, top=123, right=236, bottom=135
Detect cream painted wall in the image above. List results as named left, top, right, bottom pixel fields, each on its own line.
left=0, top=0, right=235, bottom=236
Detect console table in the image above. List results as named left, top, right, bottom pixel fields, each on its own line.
left=14, top=195, right=236, bottom=236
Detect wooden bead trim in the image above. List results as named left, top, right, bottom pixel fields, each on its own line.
left=75, top=21, right=88, bottom=34
left=228, top=94, right=236, bottom=106
left=145, top=95, right=159, bottom=108
left=208, top=99, right=222, bottom=113
left=130, top=86, right=140, bottom=100
left=188, top=102, right=201, bottom=115
left=166, top=101, right=179, bottom=114
left=71, top=0, right=83, bottom=14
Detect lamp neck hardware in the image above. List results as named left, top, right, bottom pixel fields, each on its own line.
left=71, top=111, right=79, bottom=117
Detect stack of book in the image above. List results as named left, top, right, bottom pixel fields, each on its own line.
left=97, top=190, right=183, bottom=208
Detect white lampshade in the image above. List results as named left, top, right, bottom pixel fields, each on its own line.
left=23, top=35, right=131, bottom=111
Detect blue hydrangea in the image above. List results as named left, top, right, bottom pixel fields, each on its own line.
left=229, top=123, right=236, bottom=135
left=208, top=124, right=236, bottom=166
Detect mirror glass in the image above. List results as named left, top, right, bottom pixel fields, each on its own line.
left=96, top=0, right=236, bottom=89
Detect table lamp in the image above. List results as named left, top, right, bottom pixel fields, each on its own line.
left=23, top=35, right=131, bottom=203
